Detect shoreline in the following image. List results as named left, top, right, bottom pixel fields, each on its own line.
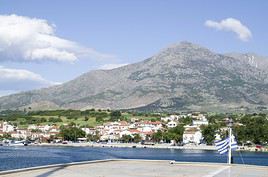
left=31, top=142, right=218, bottom=150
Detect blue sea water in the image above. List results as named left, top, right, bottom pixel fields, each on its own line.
left=0, top=146, right=267, bottom=171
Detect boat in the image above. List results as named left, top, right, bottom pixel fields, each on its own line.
left=2, top=140, right=28, bottom=146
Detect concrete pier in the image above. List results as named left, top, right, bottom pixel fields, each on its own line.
left=0, top=159, right=267, bottom=177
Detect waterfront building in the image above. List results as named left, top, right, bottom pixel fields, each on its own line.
left=183, top=126, right=203, bottom=145
left=2, top=122, right=16, bottom=133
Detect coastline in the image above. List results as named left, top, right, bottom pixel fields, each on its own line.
left=31, top=142, right=217, bottom=150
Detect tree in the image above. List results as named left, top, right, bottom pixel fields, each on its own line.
left=121, top=135, right=132, bottom=143
left=96, top=116, right=104, bottom=122
left=110, top=110, right=121, bottom=121
left=52, top=117, right=63, bottom=123
left=152, top=130, right=163, bottom=143
left=40, top=117, right=47, bottom=123
left=201, top=125, right=217, bottom=145
left=0, top=133, right=11, bottom=140
left=68, top=122, right=76, bottom=127
left=133, top=134, right=142, bottom=143
left=87, top=133, right=100, bottom=142
left=162, top=125, right=184, bottom=143
left=60, top=127, right=86, bottom=141
left=181, top=116, right=192, bottom=125
left=233, top=115, right=268, bottom=144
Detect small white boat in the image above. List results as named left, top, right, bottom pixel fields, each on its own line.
left=3, top=140, right=28, bottom=146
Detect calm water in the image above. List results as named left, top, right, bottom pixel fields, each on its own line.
left=0, top=146, right=268, bottom=171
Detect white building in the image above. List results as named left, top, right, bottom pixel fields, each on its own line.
left=119, top=130, right=133, bottom=138
left=10, top=129, right=29, bottom=139
left=2, top=122, right=15, bottom=133
left=191, top=113, right=206, bottom=120
left=167, top=121, right=177, bottom=128
left=183, top=126, right=203, bottom=145
left=192, top=119, right=209, bottom=126
left=161, top=115, right=180, bottom=122
left=81, top=128, right=96, bottom=135
left=136, top=121, right=162, bottom=132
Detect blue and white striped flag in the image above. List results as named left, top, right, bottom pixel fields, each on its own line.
left=215, top=135, right=238, bottom=154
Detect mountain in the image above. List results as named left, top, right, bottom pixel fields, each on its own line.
left=1, top=41, right=268, bottom=112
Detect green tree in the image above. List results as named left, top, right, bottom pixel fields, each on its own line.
left=181, top=116, right=192, bottom=125
left=110, top=110, right=121, bottom=121
left=152, top=130, right=163, bottom=143
left=96, top=116, right=104, bottom=122
left=40, top=117, right=47, bottom=122
left=162, top=125, right=184, bottom=143
left=60, top=127, right=86, bottom=141
left=233, top=115, right=268, bottom=144
left=87, top=133, right=100, bottom=142
left=121, top=135, right=132, bottom=143
left=84, top=116, right=89, bottom=121
left=1, top=133, right=11, bottom=140
left=201, top=125, right=217, bottom=145
left=68, top=122, right=76, bottom=127
left=133, top=134, right=142, bottom=143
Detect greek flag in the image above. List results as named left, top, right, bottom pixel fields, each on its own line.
left=215, top=136, right=238, bottom=154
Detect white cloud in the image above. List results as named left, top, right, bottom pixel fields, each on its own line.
left=0, top=66, right=59, bottom=92
left=205, top=18, right=252, bottom=41
left=0, top=14, right=115, bottom=62
left=99, top=63, right=129, bottom=70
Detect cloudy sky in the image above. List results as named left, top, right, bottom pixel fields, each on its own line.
left=0, top=0, right=267, bottom=96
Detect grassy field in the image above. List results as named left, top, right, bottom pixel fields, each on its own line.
left=2, top=110, right=164, bottom=129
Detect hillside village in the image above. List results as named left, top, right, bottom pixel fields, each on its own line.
left=0, top=112, right=208, bottom=145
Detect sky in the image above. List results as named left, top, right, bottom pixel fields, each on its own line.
left=0, top=0, right=267, bottom=96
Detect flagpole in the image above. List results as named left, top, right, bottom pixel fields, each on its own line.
left=228, top=126, right=232, bottom=164
left=227, top=118, right=233, bottom=165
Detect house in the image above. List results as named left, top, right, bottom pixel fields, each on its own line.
left=136, top=121, right=162, bottom=132
left=183, top=126, right=203, bottom=145
left=161, top=115, right=180, bottom=122
left=167, top=121, right=177, bottom=128
left=103, top=121, right=129, bottom=131
left=10, top=129, right=29, bottom=139
left=191, top=113, right=207, bottom=120
left=191, top=114, right=208, bottom=127
left=119, top=130, right=133, bottom=138
left=2, top=122, right=15, bottom=132
left=98, top=121, right=130, bottom=141
left=192, top=119, right=209, bottom=126
left=81, top=128, right=96, bottom=135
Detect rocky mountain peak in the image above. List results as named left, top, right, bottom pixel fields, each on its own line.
left=161, top=41, right=211, bottom=53
left=149, top=41, right=216, bottom=65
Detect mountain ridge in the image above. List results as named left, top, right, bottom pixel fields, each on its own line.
left=1, top=41, right=268, bottom=112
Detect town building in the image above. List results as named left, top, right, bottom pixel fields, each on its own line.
left=183, top=125, right=203, bottom=145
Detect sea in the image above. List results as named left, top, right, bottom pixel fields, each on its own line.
left=0, top=146, right=268, bottom=171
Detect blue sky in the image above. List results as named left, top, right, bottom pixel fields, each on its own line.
left=0, top=0, right=267, bottom=96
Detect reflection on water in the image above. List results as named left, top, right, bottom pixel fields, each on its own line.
left=0, top=146, right=267, bottom=171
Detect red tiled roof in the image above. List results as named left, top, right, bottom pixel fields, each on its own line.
left=129, top=129, right=140, bottom=133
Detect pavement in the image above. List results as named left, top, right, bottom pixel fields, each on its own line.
left=0, top=160, right=267, bottom=177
